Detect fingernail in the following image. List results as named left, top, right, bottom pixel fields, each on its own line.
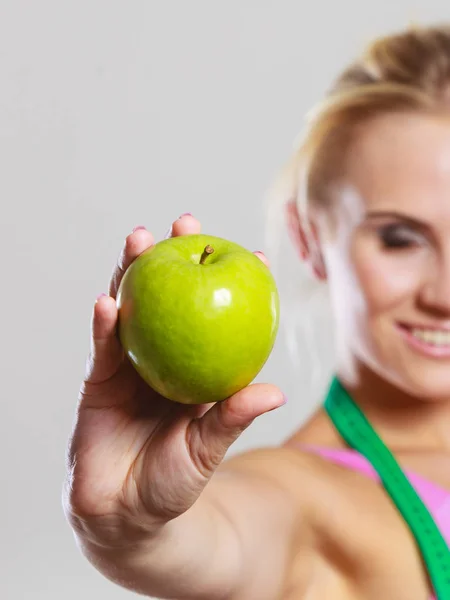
left=267, top=395, right=287, bottom=413
left=164, top=225, right=173, bottom=239
left=132, top=225, right=146, bottom=233
left=178, top=213, right=192, bottom=219
left=96, top=293, right=107, bottom=301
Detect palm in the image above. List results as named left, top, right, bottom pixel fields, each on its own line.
left=74, top=353, right=210, bottom=522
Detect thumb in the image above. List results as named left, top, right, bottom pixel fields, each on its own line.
left=187, top=384, right=286, bottom=478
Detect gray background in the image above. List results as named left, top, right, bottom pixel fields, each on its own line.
left=1, top=2, right=447, bottom=599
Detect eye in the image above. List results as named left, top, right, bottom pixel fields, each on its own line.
left=378, top=224, right=423, bottom=249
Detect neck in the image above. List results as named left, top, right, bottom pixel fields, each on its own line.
left=336, top=362, right=450, bottom=453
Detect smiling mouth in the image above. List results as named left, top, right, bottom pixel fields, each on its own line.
left=397, top=323, right=450, bottom=355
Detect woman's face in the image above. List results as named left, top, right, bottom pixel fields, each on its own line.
left=323, top=112, right=450, bottom=398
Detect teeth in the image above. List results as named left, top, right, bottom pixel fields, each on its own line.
left=411, top=329, right=450, bottom=346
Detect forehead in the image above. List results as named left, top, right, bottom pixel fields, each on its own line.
left=342, top=112, right=450, bottom=220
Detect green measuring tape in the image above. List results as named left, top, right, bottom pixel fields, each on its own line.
left=324, top=376, right=450, bottom=599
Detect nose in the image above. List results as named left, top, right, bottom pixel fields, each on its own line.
left=419, top=257, right=450, bottom=314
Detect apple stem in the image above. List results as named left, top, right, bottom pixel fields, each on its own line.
left=200, top=245, right=214, bottom=265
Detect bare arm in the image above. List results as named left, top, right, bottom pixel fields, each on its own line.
left=74, top=487, right=241, bottom=600
left=65, top=218, right=295, bottom=600
left=69, top=447, right=306, bottom=600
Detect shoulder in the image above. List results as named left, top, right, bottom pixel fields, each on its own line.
left=222, top=442, right=341, bottom=496
left=222, top=444, right=325, bottom=499
left=219, top=443, right=344, bottom=546
left=215, top=445, right=324, bottom=599
left=221, top=442, right=407, bottom=593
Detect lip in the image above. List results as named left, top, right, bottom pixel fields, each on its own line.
left=398, top=322, right=450, bottom=332
left=396, top=323, right=450, bottom=358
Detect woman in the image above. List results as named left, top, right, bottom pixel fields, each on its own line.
left=64, top=23, right=450, bottom=599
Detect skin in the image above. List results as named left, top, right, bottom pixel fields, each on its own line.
left=64, top=112, right=450, bottom=600
left=284, top=111, right=450, bottom=598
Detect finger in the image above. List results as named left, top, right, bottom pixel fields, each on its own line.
left=253, top=251, right=270, bottom=268
left=85, top=294, right=123, bottom=385
left=169, top=214, right=202, bottom=238
left=186, top=384, right=286, bottom=478
left=109, top=227, right=155, bottom=298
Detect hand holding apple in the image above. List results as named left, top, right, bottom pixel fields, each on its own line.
left=64, top=215, right=285, bottom=553
left=116, top=233, right=280, bottom=405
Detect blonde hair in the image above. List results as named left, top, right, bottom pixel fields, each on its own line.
left=281, top=23, right=450, bottom=221
left=266, top=23, right=450, bottom=409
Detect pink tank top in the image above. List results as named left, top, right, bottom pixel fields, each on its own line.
left=298, top=444, right=450, bottom=600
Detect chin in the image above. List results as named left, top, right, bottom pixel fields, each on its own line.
left=358, top=328, right=450, bottom=402
left=384, top=359, right=450, bottom=403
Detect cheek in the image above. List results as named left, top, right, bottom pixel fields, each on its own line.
left=351, top=241, right=425, bottom=315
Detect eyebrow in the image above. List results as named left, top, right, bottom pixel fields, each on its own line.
left=364, top=210, right=427, bottom=229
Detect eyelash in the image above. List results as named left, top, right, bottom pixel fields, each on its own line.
left=378, top=225, right=422, bottom=249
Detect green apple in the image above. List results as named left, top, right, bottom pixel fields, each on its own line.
left=116, top=233, right=279, bottom=404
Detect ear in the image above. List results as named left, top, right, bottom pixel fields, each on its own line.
left=285, top=199, right=327, bottom=281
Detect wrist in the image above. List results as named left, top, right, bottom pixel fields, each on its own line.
left=66, top=506, right=170, bottom=552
